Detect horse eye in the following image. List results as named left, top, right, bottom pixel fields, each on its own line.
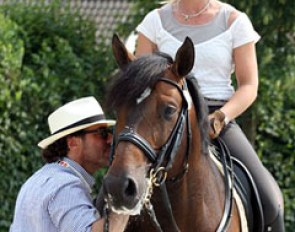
left=163, top=105, right=177, bottom=120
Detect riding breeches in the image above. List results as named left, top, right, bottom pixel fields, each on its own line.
left=218, top=120, right=284, bottom=230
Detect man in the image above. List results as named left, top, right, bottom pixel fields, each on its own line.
left=10, top=96, right=129, bottom=232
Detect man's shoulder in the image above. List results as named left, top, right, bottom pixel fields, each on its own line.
left=44, top=162, right=82, bottom=184
left=23, top=163, right=81, bottom=193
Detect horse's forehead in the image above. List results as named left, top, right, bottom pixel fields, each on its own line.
left=136, top=70, right=180, bottom=105
left=117, top=84, right=180, bottom=126
left=154, top=82, right=182, bottom=102
left=116, top=65, right=184, bottom=117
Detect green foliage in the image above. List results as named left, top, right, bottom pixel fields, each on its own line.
left=255, top=75, right=295, bottom=229
left=0, top=13, right=25, bottom=229
left=117, top=0, right=162, bottom=37
left=0, top=1, right=116, bottom=230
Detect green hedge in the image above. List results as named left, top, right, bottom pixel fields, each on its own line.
left=255, top=75, right=295, bottom=229
left=0, top=1, right=116, bottom=230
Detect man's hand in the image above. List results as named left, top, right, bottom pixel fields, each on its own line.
left=92, top=212, right=129, bottom=232
left=93, top=188, right=130, bottom=232
left=208, top=110, right=226, bottom=139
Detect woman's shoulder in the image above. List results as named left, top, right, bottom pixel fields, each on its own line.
left=137, top=6, right=165, bottom=32
left=220, top=2, right=241, bottom=14
left=144, top=3, right=173, bottom=19
left=140, top=7, right=162, bottom=25
left=220, top=2, right=243, bottom=28
left=221, top=4, right=260, bottom=47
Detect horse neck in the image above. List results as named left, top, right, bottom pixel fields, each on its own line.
left=166, top=110, right=225, bottom=229
left=165, top=105, right=221, bottom=193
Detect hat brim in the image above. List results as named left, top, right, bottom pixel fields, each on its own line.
left=38, top=119, right=115, bottom=149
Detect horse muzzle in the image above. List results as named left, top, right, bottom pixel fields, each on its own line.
left=102, top=172, right=148, bottom=215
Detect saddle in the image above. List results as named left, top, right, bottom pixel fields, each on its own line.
left=231, top=156, right=264, bottom=232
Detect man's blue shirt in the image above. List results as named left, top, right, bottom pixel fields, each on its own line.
left=10, top=158, right=99, bottom=232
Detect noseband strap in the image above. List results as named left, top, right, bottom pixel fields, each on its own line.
left=117, top=131, right=158, bottom=162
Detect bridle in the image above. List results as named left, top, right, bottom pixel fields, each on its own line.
left=105, top=77, right=234, bottom=232
left=115, top=78, right=190, bottom=172
left=108, top=77, right=191, bottom=232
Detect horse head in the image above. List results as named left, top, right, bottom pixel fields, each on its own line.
left=103, top=34, right=195, bottom=216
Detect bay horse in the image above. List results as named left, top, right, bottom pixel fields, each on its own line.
left=102, top=34, right=243, bottom=231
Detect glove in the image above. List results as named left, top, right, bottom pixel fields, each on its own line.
left=208, top=110, right=227, bottom=139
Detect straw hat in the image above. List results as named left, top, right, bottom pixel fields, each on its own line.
left=38, top=96, right=115, bottom=149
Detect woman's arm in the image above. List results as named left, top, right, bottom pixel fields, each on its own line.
left=209, top=41, right=258, bottom=138
left=219, top=41, right=259, bottom=121
left=135, top=33, right=157, bottom=57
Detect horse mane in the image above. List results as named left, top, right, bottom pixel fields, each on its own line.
left=107, top=52, right=209, bottom=154
left=107, top=52, right=173, bottom=110
left=186, top=75, right=210, bottom=155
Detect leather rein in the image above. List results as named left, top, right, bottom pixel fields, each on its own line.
left=105, top=78, right=234, bottom=232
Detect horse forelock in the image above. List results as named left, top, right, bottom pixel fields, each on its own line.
left=107, top=53, right=173, bottom=110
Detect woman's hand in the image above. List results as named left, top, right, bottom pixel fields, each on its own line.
left=208, top=110, right=226, bottom=139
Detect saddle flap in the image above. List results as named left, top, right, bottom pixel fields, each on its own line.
left=232, top=157, right=264, bottom=232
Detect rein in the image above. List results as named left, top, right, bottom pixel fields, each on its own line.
left=214, top=138, right=235, bottom=232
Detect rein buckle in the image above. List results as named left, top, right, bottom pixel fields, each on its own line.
left=150, top=167, right=168, bottom=187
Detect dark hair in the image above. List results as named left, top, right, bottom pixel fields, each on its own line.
left=41, top=131, right=83, bottom=163
left=42, top=137, right=68, bottom=163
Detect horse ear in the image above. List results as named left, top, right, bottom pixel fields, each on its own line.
left=112, top=34, right=135, bottom=70
left=172, top=37, right=195, bottom=77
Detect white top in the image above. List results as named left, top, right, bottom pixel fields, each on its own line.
left=136, top=4, right=260, bottom=100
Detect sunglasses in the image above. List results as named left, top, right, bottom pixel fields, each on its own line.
left=81, top=127, right=113, bottom=140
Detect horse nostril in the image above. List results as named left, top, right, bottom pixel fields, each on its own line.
left=124, top=178, right=137, bottom=198
left=103, top=174, right=141, bottom=210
